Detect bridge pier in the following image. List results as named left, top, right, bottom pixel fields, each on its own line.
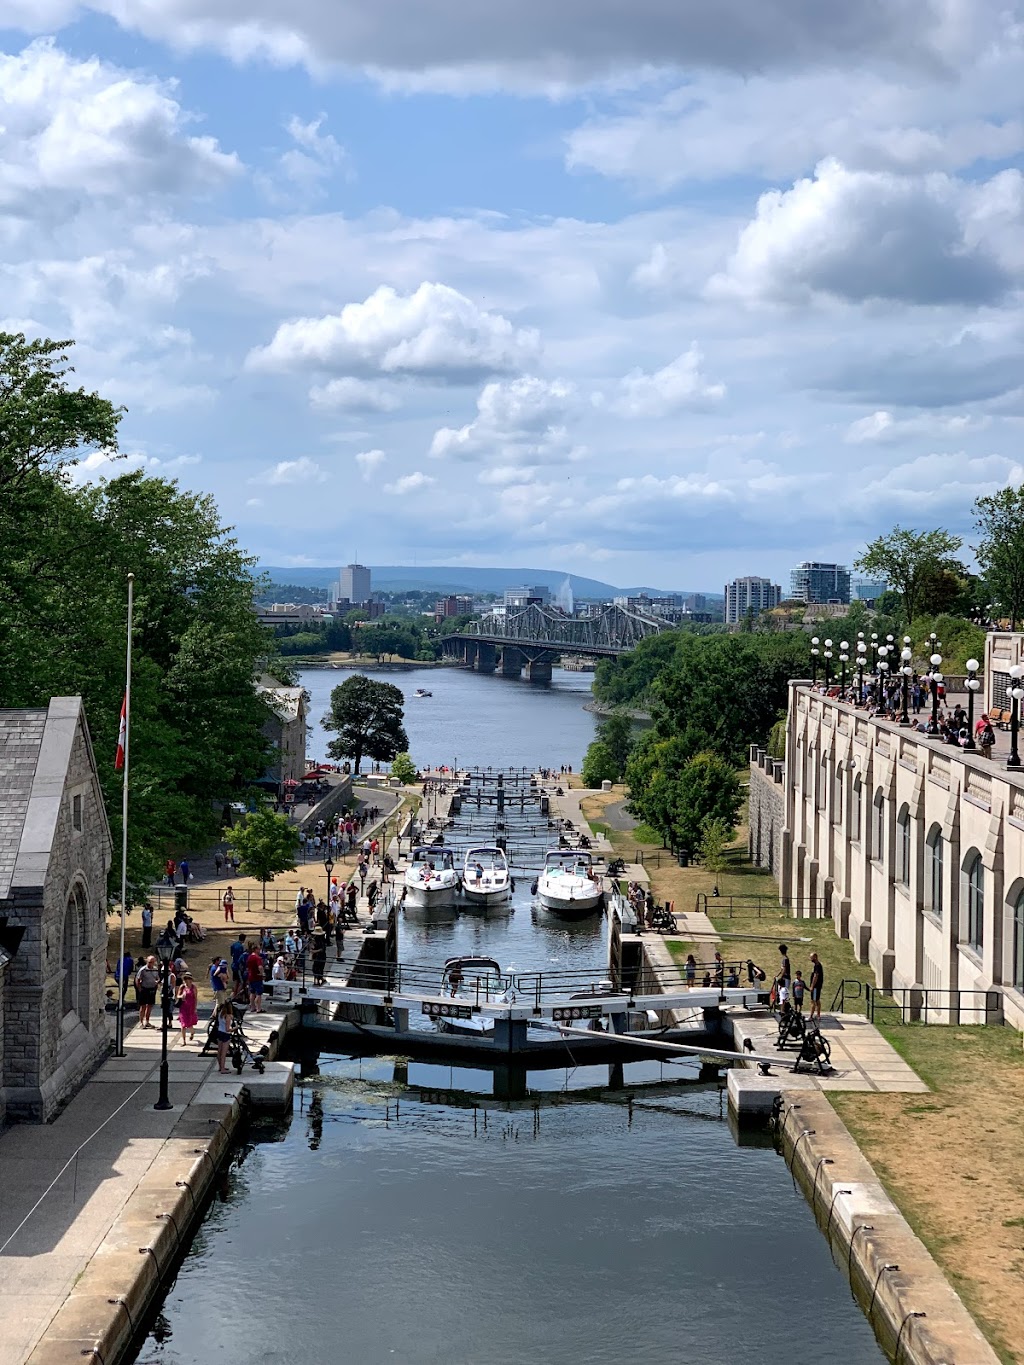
left=524, top=656, right=553, bottom=684
left=499, top=646, right=525, bottom=677
left=474, top=643, right=497, bottom=674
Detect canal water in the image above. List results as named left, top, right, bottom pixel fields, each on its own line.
left=299, top=664, right=598, bottom=771
left=134, top=779, right=884, bottom=1365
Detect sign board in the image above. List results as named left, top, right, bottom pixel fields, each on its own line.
left=552, top=1003, right=604, bottom=1022
left=422, top=1000, right=474, bottom=1021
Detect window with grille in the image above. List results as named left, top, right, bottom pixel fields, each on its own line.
left=926, top=826, right=943, bottom=918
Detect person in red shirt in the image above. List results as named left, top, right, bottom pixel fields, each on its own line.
left=246, top=948, right=265, bottom=1012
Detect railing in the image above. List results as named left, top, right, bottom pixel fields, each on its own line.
left=866, top=984, right=1002, bottom=1026
left=830, top=978, right=865, bottom=1014
left=694, top=893, right=830, bottom=918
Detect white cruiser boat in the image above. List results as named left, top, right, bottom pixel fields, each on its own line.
left=461, top=846, right=512, bottom=909
left=535, top=849, right=604, bottom=919
left=414, top=688, right=432, bottom=698
left=402, top=846, right=458, bottom=910
left=433, top=956, right=513, bottom=1035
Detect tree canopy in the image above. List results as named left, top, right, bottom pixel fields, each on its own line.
left=974, top=485, right=1024, bottom=629
left=322, top=675, right=408, bottom=773
left=230, top=809, right=299, bottom=910
left=854, top=525, right=964, bottom=626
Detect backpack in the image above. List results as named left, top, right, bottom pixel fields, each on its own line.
left=982, top=725, right=995, bottom=746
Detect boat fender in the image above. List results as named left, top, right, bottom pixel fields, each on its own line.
left=530, top=879, right=538, bottom=896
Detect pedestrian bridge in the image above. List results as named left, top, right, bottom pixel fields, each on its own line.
left=441, top=602, right=669, bottom=680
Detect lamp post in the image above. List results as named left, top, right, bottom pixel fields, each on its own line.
left=823, top=639, right=833, bottom=690
left=928, top=648, right=943, bottom=734
left=964, top=658, right=980, bottom=751
left=153, top=928, right=175, bottom=1111
left=899, top=639, right=913, bottom=726
left=324, top=854, right=334, bottom=917
left=856, top=637, right=867, bottom=704
left=839, top=642, right=849, bottom=696
left=810, top=636, right=820, bottom=685
left=870, top=633, right=879, bottom=671
left=1008, top=665, right=1023, bottom=769
left=878, top=649, right=889, bottom=705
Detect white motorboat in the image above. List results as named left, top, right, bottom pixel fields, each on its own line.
left=432, top=956, right=513, bottom=1034
left=414, top=687, right=433, bottom=698
left=535, top=849, right=604, bottom=919
left=402, top=846, right=458, bottom=910
left=461, top=846, right=512, bottom=908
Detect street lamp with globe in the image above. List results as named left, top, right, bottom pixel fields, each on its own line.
left=928, top=648, right=943, bottom=735
left=899, top=638, right=913, bottom=726
left=964, top=659, right=981, bottom=751
left=856, top=636, right=867, bottom=703
left=810, top=637, right=820, bottom=686
left=823, top=639, right=834, bottom=690
left=1008, top=665, right=1024, bottom=769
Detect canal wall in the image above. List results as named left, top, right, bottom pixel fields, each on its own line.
left=747, top=745, right=785, bottom=879
left=778, top=1092, right=998, bottom=1365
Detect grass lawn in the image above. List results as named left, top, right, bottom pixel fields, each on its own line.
left=585, top=789, right=1024, bottom=1361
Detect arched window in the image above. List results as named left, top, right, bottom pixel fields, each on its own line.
left=851, top=776, right=862, bottom=842
left=1014, top=890, right=1024, bottom=992
left=871, top=790, right=885, bottom=861
left=926, top=825, right=943, bottom=918
left=897, top=805, right=911, bottom=885
left=964, top=854, right=984, bottom=953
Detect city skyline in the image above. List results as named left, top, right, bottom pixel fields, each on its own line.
left=3, top=3, right=1022, bottom=585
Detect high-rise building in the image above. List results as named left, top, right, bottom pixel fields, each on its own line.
left=339, top=563, right=371, bottom=605
left=724, top=577, right=782, bottom=624
left=504, top=585, right=550, bottom=611
left=434, top=594, right=474, bottom=622
left=789, top=562, right=851, bottom=605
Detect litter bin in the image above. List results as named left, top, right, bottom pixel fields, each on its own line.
left=174, top=886, right=189, bottom=915
left=676, top=849, right=690, bottom=868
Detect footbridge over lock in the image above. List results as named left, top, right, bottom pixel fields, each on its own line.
left=441, top=602, right=669, bottom=682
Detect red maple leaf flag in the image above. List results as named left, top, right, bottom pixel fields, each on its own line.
left=115, top=694, right=127, bottom=771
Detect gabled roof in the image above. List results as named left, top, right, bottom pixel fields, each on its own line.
left=0, top=710, right=47, bottom=900
left=257, top=684, right=306, bottom=723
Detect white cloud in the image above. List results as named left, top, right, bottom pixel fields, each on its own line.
left=430, top=376, right=577, bottom=467
left=260, top=113, right=350, bottom=201
left=710, top=159, right=1022, bottom=306
left=605, top=345, right=725, bottom=417
left=844, top=410, right=991, bottom=443
left=309, top=377, right=401, bottom=412
left=7, top=0, right=984, bottom=89
left=0, top=39, right=240, bottom=218
left=247, top=281, right=539, bottom=383
left=67, top=448, right=201, bottom=483
left=251, top=457, right=328, bottom=485
left=384, top=470, right=435, bottom=494
left=354, top=448, right=387, bottom=480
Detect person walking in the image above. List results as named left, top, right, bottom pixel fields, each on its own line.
left=808, top=953, right=825, bottom=1025
left=140, top=902, right=153, bottom=949
left=777, top=943, right=791, bottom=990
left=978, top=715, right=996, bottom=761
left=245, top=945, right=265, bottom=1012
left=215, top=1000, right=234, bottom=1074
left=180, top=857, right=190, bottom=884
left=165, top=858, right=176, bottom=888
left=230, top=933, right=247, bottom=989
left=311, top=931, right=328, bottom=986
left=214, top=851, right=224, bottom=877
left=176, top=973, right=198, bottom=1044
left=223, top=885, right=235, bottom=922
left=209, top=956, right=230, bottom=1007
left=114, top=950, right=134, bottom=1002
left=334, top=914, right=345, bottom=962
left=135, top=957, right=160, bottom=1029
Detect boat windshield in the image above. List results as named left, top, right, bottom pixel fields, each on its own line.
left=545, top=850, right=592, bottom=873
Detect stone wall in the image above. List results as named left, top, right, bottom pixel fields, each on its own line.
left=748, top=745, right=785, bottom=883
left=298, top=774, right=355, bottom=832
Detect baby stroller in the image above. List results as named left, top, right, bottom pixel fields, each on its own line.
left=792, top=1027, right=832, bottom=1075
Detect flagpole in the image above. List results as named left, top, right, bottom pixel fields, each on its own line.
left=115, top=573, right=134, bottom=1057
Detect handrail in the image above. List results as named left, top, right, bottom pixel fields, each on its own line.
left=866, top=984, right=1002, bottom=1025
left=829, top=978, right=864, bottom=1014
left=694, top=892, right=829, bottom=918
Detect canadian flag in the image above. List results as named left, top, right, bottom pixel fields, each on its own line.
left=115, top=694, right=127, bottom=771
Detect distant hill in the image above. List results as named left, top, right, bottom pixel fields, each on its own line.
left=260, top=564, right=720, bottom=600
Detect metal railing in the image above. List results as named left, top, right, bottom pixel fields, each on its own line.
left=866, top=984, right=1002, bottom=1026
left=694, top=893, right=830, bottom=918
left=830, top=978, right=865, bottom=1014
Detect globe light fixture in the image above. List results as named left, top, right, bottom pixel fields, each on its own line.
left=964, top=658, right=981, bottom=751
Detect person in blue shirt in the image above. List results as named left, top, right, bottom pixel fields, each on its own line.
left=113, top=951, right=134, bottom=1000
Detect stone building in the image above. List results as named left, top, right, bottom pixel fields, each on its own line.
left=769, top=679, right=1024, bottom=1029
left=0, top=698, right=112, bottom=1124
left=256, top=681, right=307, bottom=788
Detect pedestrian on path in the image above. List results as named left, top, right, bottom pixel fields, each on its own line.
left=215, top=1000, right=233, bottom=1073
left=114, top=950, right=134, bottom=1001
left=165, top=858, right=176, bottom=888
left=209, top=956, right=230, bottom=1006
left=334, top=915, right=344, bottom=962
left=223, top=885, right=235, bottom=922
left=176, top=973, right=198, bottom=1043
left=809, top=953, right=825, bottom=1024
left=135, top=957, right=159, bottom=1028
left=140, top=902, right=153, bottom=949
left=180, top=857, right=190, bottom=884
left=246, top=947, right=265, bottom=1012
left=214, top=851, right=224, bottom=877
left=777, top=943, right=791, bottom=989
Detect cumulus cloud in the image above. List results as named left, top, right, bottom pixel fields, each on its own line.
left=0, top=38, right=240, bottom=218
left=309, top=377, right=401, bottom=412
left=247, top=282, right=539, bottom=383
left=384, top=470, right=435, bottom=494
left=430, top=376, right=578, bottom=467
left=844, top=410, right=991, bottom=443
left=0, top=0, right=975, bottom=88
left=251, top=457, right=328, bottom=485
left=604, top=346, right=726, bottom=417
left=710, top=159, right=1022, bottom=306
left=354, top=448, right=387, bottom=480
left=258, top=113, right=350, bottom=201
left=68, top=448, right=201, bottom=483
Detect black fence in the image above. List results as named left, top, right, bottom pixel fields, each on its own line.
left=829, top=978, right=1003, bottom=1025
left=694, top=893, right=830, bottom=919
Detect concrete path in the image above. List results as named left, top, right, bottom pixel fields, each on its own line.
left=0, top=1009, right=288, bottom=1364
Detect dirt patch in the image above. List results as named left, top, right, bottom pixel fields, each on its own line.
left=832, top=1028, right=1024, bottom=1365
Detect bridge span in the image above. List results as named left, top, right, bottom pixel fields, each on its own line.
left=441, top=601, right=668, bottom=682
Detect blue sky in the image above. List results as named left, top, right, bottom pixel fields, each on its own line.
left=3, top=0, right=1023, bottom=590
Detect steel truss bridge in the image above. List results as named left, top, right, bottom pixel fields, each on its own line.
left=441, top=603, right=668, bottom=679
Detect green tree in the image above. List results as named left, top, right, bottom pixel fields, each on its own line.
left=390, top=751, right=418, bottom=784
left=675, top=753, right=743, bottom=853
left=581, top=740, right=618, bottom=788
left=698, top=817, right=732, bottom=891
left=323, top=675, right=408, bottom=773
left=974, top=485, right=1024, bottom=628
left=598, top=711, right=635, bottom=778
left=855, top=526, right=964, bottom=626
left=230, top=809, right=299, bottom=911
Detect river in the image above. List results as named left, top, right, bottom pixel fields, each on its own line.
left=298, top=664, right=598, bottom=771
left=132, top=771, right=884, bottom=1365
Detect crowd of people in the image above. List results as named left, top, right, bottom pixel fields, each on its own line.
left=677, top=942, right=826, bottom=1021
left=814, top=673, right=999, bottom=755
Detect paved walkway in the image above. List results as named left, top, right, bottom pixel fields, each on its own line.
left=730, top=1009, right=929, bottom=1094
left=0, top=1006, right=286, bottom=1364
